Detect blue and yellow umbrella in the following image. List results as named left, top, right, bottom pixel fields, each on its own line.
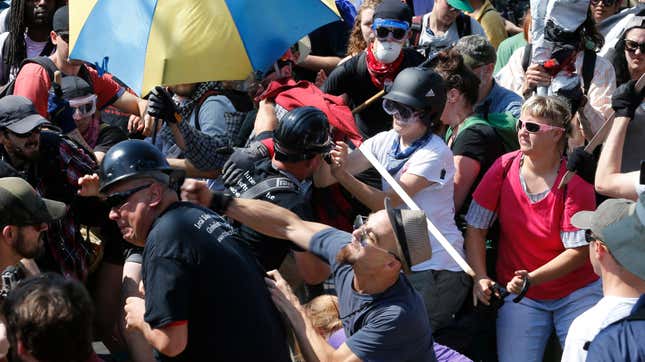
left=69, top=0, right=340, bottom=95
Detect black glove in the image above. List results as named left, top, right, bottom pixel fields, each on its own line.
left=566, top=147, right=597, bottom=184
left=612, top=80, right=644, bottom=119
left=221, top=142, right=270, bottom=187
left=209, top=191, right=233, bottom=215
left=147, top=86, right=180, bottom=123
left=556, top=83, right=585, bottom=114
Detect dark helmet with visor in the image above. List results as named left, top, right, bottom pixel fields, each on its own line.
left=273, top=106, right=333, bottom=162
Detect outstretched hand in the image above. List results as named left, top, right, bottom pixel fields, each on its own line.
left=329, top=141, right=349, bottom=175
left=78, top=174, right=101, bottom=197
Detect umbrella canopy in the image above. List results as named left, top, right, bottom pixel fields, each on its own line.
left=69, top=0, right=340, bottom=95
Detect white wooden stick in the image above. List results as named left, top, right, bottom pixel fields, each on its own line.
left=360, top=148, right=476, bottom=277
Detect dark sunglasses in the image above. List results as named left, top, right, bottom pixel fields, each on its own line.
left=105, top=184, right=151, bottom=209
left=624, top=39, right=645, bottom=54
left=374, top=26, right=407, bottom=41
left=57, top=32, right=69, bottom=43
left=517, top=119, right=564, bottom=133
left=590, top=0, right=617, bottom=6
left=4, top=127, right=41, bottom=138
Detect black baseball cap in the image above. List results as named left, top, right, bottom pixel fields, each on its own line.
left=53, top=5, right=69, bottom=33
left=373, top=0, right=413, bottom=25
left=0, top=96, right=49, bottom=134
left=61, top=76, right=93, bottom=99
left=0, top=177, right=66, bottom=226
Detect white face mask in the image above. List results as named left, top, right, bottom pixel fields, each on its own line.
left=373, top=40, right=403, bottom=64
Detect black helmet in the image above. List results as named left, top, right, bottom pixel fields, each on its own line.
left=383, top=67, right=447, bottom=118
left=273, top=106, right=333, bottom=162
left=99, top=140, right=184, bottom=193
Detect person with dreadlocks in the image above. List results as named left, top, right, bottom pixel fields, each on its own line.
left=0, top=0, right=58, bottom=86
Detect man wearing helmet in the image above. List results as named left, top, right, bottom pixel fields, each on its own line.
left=81, top=139, right=291, bottom=361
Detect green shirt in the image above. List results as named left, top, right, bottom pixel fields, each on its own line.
left=494, top=32, right=527, bottom=75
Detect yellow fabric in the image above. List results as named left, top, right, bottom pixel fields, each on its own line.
left=142, top=0, right=252, bottom=95
left=320, top=0, right=341, bottom=15
left=471, top=0, right=507, bottom=49
left=69, top=0, right=98, bottom=52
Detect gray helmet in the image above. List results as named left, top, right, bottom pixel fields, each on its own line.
left=99, top=140, right=184, bottom=193
left=383, top=67, right=447, bottom=120
left=273, top=106, right=333, bottom=162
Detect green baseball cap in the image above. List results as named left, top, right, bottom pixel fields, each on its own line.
left=571, top=193, right=645, bottom=280
left=0, top=177, right=66, bottom=226
left=448, top=0, right=474, bottom=13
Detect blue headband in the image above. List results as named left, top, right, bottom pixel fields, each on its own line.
left=373, top=18, right=410, bottom=31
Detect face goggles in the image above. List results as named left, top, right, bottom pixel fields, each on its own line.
left=382, top=99, right=421, bottom=123
left=68, top=94, right=97, bottom=120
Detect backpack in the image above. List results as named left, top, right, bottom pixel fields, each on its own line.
left=0, top=56, right=94, bottom=98
left=410, top=13, right=474, bottom=48
left=521, top=43, right=596, bottom=95
left=1, top=34, right=55, bottom=85
left=445, top=113, right=520, bottom=153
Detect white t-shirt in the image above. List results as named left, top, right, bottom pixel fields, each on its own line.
left=418, top=13, right=486, bottom=50
left=360, top=130, right=465, bottom=272
left=562, top=295, right=639, bottom=362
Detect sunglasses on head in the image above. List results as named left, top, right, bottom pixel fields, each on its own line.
left=105, top=184, right=151, bottom=209
left=4, top=126, right=41, bottom=138
left=374, top=26, right=407, bottom=41
left=382, top=99, right=421, bottom=122
left=57, top=31, right=69, bottom=43
left=624, top=39, right=645, bottom=54
left=590, top=0, right=617, bottom=6
left=517, top=119, right=564, bottom=133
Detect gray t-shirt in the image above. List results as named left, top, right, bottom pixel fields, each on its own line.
left=310, top=228, right=437, bottom=362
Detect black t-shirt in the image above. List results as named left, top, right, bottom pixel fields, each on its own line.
left=143, top=202, right=290, bottom=362
left=322, top=48, right=425, bottom=138
left=94, top=123, right=128, bottom=153
left=450, top=123, right=504, bottom=218
left=294, top=20, right=350, bottom=82
left=227, top=158, right=312, bottom=270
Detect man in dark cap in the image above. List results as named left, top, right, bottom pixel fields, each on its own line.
left=0, top=176, right=66, bottom=359
left=323, top=0, right=424, bottom=139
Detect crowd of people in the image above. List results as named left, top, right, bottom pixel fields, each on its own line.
left=0, top=0, right=643, bottom=361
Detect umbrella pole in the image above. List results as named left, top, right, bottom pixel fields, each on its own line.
left=359, top=147, right=476, bottom=277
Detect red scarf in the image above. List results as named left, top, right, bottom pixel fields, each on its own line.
left=365, top=44, right=404, bottom=88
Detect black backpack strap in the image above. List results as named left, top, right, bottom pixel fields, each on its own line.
left=521, top=43, right=533, bottom=73
left=581, top=48, right=596, bottom=96
left=456, top=13, right=472, bottom=38
left=239, top=177, right=298, bottom=200
left=410, top=15, right=423, bottom=47
left=39, top=39, right=55, bottom=57
left=22, top=56, right=58, bottom=83
left=1, top=34, right=12, bottom=84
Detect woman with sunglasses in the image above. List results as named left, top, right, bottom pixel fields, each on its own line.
left=316, top=66, right=470, bottom=339
left=433, top=48, right=505, bottom=225
left=606, top=16, right=645, bottom=86
left=464, top=95, right=601, bottom=362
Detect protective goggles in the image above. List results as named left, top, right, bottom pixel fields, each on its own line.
left=373, top=18, right=409, bottom=41
left=105, top=184, right=151, bottom=209
left=624, top=39, right=645, bottom=54
left=69, top=94, right=97, bottom=120
left=517, top=119, right=564, bottom=133
left=382, top=99, right=420, bottom=122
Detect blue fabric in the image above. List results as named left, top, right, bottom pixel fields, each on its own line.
left=71, top=0, right=156, bottom=96
left=224, top=0, right=340, bottom=73
left=386, top=132, right=432, bottom=175
left=496, top=280, right=602, bottom=362
left=373, top=18, right=411, bottom=30
left=335, top=0, right=357, bottom=28
left=586, top=294, right=645, bottom=362
left=475, top=80, right=523, bottom=120
left=413, top=0, right=434, bottom=15
left=309, top=228, right=437, bottom=361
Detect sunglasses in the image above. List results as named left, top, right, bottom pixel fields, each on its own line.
left=374, top=26, right=407, bottom=41
left=69, top=94, right=97, bottom=120
left=624, top=39, right=645, bottom=54
left=5, top=127, right=41, bottom=138
left=353, top=215, right=401, bottom=262
left=517, top=119, right=564, bottom=133
left=382, top=99, right=420, bottom=122
left=57, top=31, right=69, bottom=43
left=590, top=0, right=617, bottom=6
left=105, top=184, right=151, bottom=209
